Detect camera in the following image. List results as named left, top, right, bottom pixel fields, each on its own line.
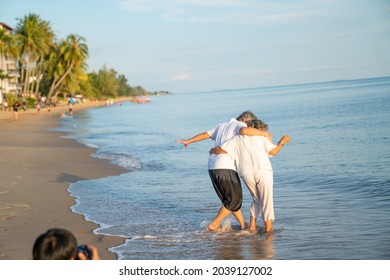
left=77, top=245, right=92, bottom=260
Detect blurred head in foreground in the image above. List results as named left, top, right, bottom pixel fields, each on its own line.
left=33, top=228, right=78, bottom=260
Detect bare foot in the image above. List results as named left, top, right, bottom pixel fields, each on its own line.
left=264, top=220, right=273, bottom=233
left=248, top=226, right=256, bottom=232
left=249, top=216, right=257, bottom=232
left=207, top=223, right=221, bottom=231
left=248, top=221, right=256, bottom=231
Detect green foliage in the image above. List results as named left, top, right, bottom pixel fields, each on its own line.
left=88, top=66, right=150, bottom=99
left=5, top=13, right=153, bottom=102
left=4, top=93, right=15, bottom=108
left=95, top=66, right=119, bottom=98
left=25, top=97, right=36, bottom=108
left=117, top=74, right=131, bottom=96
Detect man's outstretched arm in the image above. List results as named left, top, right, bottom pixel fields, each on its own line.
left=176, top=132, right=210, bottom=147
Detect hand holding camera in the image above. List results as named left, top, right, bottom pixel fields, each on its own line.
left=77, top=244, right=100, bottom=260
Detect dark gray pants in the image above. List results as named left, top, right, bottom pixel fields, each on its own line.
left=208, top=169, right=243, bottom=212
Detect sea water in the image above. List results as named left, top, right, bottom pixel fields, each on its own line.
left=59, top=77, right=390, bottom=260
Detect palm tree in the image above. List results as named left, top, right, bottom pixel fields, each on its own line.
left=33, top=21, right=54, bottom=97
left=0, top=28, right=17, bottom=66
left=46, top=34, right=88, bottom=101
left=15, top=13, right=53, bottom=95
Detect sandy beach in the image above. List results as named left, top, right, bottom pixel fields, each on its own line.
left=0, top=100, right=130, bottom=260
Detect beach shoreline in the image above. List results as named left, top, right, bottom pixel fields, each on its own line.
left=0, top=101, right=130, bottom=260
left=0, top=97, right=134, bottom=121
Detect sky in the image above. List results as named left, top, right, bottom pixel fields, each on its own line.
left=1, top=0, right=389, bottom=93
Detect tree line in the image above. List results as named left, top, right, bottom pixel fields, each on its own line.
left=0, top=13, right=153, bottom=106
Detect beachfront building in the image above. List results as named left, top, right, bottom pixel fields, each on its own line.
left=0, top=22, right=20, bottom=105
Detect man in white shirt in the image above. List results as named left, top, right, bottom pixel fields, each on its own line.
left=211, top=119, right=290, bottom=233
left=176, top=111, right=270, bottom=231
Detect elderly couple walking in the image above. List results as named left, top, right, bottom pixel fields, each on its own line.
left=176, top=111, right=290, bottom=233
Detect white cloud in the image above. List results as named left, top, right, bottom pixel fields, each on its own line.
left=118, top=0, right=319, bottom=25
left=119, top=0, right=255, bottom=12
left=119, top=0, right=160, bottom=12
left=168, top=69, right=211, bottom=82
left=169, top=72, right=193, bottom=81
left=189, top=11, right=310, bottom=25
left=161, top=7, right=187, bottom=22
left=173, top=0, right=252, bottom=8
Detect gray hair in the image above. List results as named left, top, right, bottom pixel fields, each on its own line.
left=236, top=111, right=257, bottom=123
left=249, top=119, right=269, bottom=131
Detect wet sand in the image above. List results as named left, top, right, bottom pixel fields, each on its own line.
left=0, top=104, right=128, bottom=260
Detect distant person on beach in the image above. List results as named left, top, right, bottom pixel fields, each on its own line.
left=13, top=101, right=20, bottom=121
left=32, top=228, right=100, bottom=260
left=176, top=111, right=271, bottom=231
left=3, top=100, right=8, bottom=111
left=210, top=119, right=290, bottom=233
left=67, top=98, right=75, bottom=116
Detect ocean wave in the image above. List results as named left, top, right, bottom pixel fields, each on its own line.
left=78, top=140, right=100, bottom=149
left=92, top=152, right=142, bottom=171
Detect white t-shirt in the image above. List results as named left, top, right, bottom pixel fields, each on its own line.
left=207, top=118, right=247, bottom=170
left=221, top=135, right=276, bottom=177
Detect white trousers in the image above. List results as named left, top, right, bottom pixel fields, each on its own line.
left=242, top=169, right=274, bottom=222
